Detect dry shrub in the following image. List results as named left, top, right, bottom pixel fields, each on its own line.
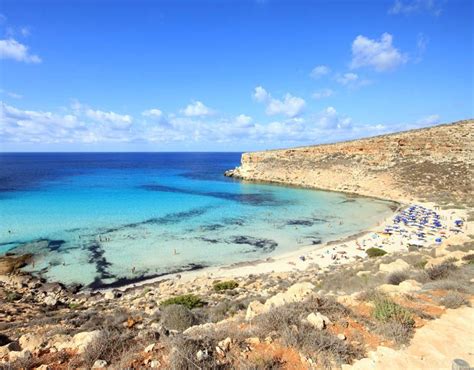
left=241, top=353, right=283, bottom=370
left=282, top=323, right=364, bottom=366
left=254, top=298, right=363, bottom=366
left=375, top=321, right=413, bottom=345
left=386, top=271, right=409, bottom=285
left=165, top=335, right=220, bottom=370
left=80, top=328, right=135, bottom=368
left=161, top=304, right=196, bottom=332
left=439, top=292, right=469, bottom=309
left=426, top=261, right=457, bottom=280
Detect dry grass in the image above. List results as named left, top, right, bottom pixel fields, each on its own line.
left=72, top=328, right=136, bottom=368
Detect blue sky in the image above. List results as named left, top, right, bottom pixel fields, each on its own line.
left=0, top=0, right=472, bottom=152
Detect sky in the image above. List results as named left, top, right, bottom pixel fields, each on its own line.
left=0, top=0, right=472, bottom=152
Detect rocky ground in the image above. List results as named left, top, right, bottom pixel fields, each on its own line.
left=1, top=120, right=473, bottom=369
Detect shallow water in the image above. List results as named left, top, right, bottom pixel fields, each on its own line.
left=0, top=153, right=395, bottom=288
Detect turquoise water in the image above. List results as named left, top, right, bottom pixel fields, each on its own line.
left=0, top=153, right=395, bottom=288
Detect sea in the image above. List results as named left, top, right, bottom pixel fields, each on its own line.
left=0, top=152, right=395, bottom=289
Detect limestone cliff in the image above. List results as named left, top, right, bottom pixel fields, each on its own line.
left=226, top=119, right=474, bottom=205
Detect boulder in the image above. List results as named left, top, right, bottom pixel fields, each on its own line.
left=264, top=282, right=315, bottom=310
left=71, top=331, right=102, bottom=353
left=0, top=341, right=21, bottom=359
left=43, top=296, right=58, bottom=306
left=19, top=333, right=44, bottom=353
left=245, top=300, right=265, bottom=321
left=182, top=323, right=216, bottom=337
left=379, top=259, right=410, bottom=274
left=217, top=337, right=232, bottom=352
left=378, top=280, right=422, bottom=295
left=104, top=291, right=116, bottom=300
left=196, top=349, right=209, bottom=361
left=8, top=349, right=32, bottom=362
left=144, top=343, right=155, bottom=353
left=306, top=312, right=332, bottom=330
left=92, top=359, right=108, bottom=368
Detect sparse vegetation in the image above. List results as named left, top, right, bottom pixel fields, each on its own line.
left=160, top=294, right=205, bottom=309
left=373, top=297, right=414, bottom=327
left=426, top=261, right=457, bottom=280
left=79, top=328, right=136, bottom=368
left=366, top=248, right=387, bottom=258
left=161, top=304, right=196, bottom=331
left=213, top=280, right=239, bottom=292
left=386, top=271, right=409, bottom=285
left=439, top=292, right=469, bottom=309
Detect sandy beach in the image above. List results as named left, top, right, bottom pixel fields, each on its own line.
left=109, top=201, right=471, bottom=292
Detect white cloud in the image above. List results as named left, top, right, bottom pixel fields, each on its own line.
left=7, top=100, right=437, bottom=149
left=415, top=33, right=429, bottom=63
left=235, top=114, right=252, bottom=126
left=266, top=94, right=306, bottom=117
left=180, top=101, right=213, bottom=117
left=142, top=108, right=163, bottom=118
left=335, top=73, right=359, bottom=85
left=350, top=33, right=407, bottom=72
left=389, top=0, right=443, bottom=16
left=0, top=38, right=41, bottom=63
left=416, top=114, right=440, bottom=126
left=315, top=106, right=352, bottom=130
left=312, top=89, right=334, bottom=100
left=334, top=73, right=371, bottom=89
left=310, top=65, right=331, bottom=79
left=0, top=89, right=22, bottom=99
left=253, top=86, right=305, bottom=117
left=253, top=86, right=269, bottom=102
left=85, top=109, right=132, bottom=129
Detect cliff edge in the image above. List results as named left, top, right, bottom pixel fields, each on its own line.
left=225, top=119, right=474, bottom=205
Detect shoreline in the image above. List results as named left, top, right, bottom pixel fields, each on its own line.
left=99, top=199, right=469, bottom=293
left=1, top=195, right=469, bottom=296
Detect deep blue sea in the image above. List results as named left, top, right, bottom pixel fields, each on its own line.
left=0, top=153, right=394, bottom=289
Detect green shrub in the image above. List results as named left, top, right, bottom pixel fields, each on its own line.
left=373, top=298, right=414, bottom=327
left=366, top=248, right=387, bottom=258
left=160, top=294, right=205, bottom=309
left=213, top=280, right=239, bottom=292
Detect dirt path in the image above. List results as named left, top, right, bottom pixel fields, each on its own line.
left=344, top=306, right=474, bottom=370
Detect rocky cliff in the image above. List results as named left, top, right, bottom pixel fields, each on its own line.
left=226, top=119, right=474, bottom=205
